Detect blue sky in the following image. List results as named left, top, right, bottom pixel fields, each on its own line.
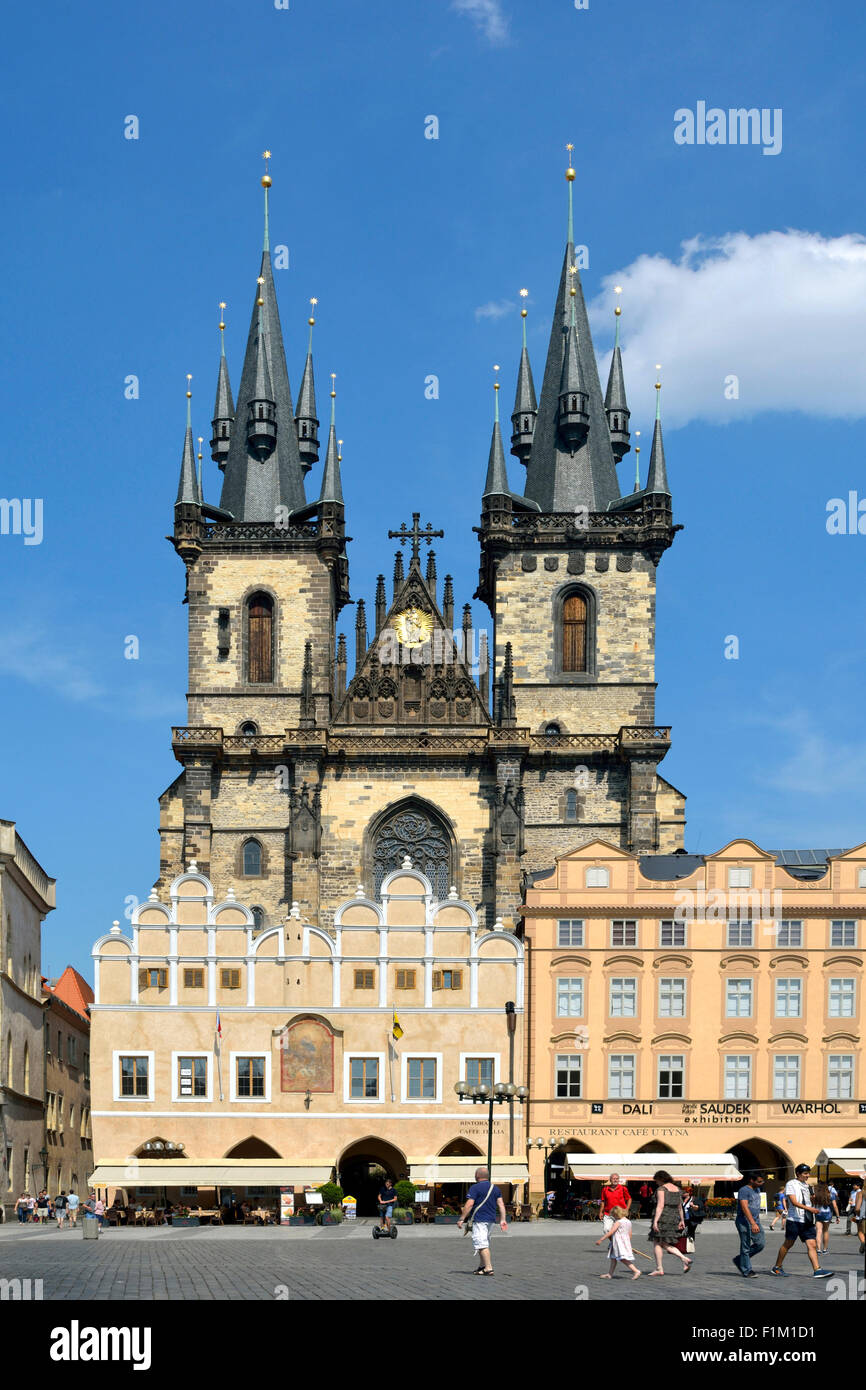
left=1, top=0, right=864, bottom=980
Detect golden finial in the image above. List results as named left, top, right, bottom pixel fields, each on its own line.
left=565, top=143, right=576, bottom=181
left=256, top=275, right=264, bottom=307
left=330, top=371, right=337, bottom=399
left=568, top=262, right=577, bottom=297
left=308, top=296, right=318, bottom=327
left=614, top=285, right=623, bottom=318
left=261, top=150, right=272, bottom=188
left=219, top=300, right=227, bottom=331
left=655, top=362, right=662, bottom=389
left=337, top=438, right=343, bottom=463
left=186, top=373, right=192, bottom=400
left=519, top=287, right=529, bottom=319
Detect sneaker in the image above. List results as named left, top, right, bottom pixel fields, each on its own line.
left=770, top=1267, right=790, bottom=1276
left=732, top=1255, right=742, bottom=1271
left=812, top=1270, right=834, bottom=1279
left=744, top=1270, right=758, bottom=1278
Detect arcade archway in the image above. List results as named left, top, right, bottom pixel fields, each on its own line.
left=337, top=1136, right=408, bottom=1216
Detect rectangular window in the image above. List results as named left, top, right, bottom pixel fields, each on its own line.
left=236, top=1057, right=265, bottom=1098
left=83, top=1052, right=90, bottom=1082
left=465, top=1057, right=494, bottom=1090
left=586, top=867, right=609, bottom=888
left=178, top=1057, right=208, bottom=1099
left=67, top=1036, right=77, bottom=1065
left=556, top=978, right=584, bottom=1017
left=724, top=1055, right=752, bottom=1099
left=142, top=968, right=167, bottom=989
left=610, top=919, right=637, bottom=947
left=727, top=920, right=753, bottom=947
left=775, top=978, right=802, bottom=1017
left=827, top=1054, right=854, bottom=1100
left=828, top=978, right=855, bottom=1018
left=658, top=1054, right=684, bottom=1099
left=354, top=970, right=375, bottom=990
left=555, top=1054, right=582, bottom=1099
left=609, top=977, right=637, bottom=1017
left=776, top=920, right=803, bottom=947
left=407, top=1058, right=437, bottom=1099
left=395, top=969, right=416, bottom=990
left=183, top=969, right=204, bottom=989
left=658, top=978, right=686, bottom=1017
left=120, top=1056, right=149, bottom=1098
left=220, top=969, right=241, bottom=990
left=432, top=970, right=463, bottom=990
left=726, top=978, right=753, bottom=1017
left=557, top=919, right=584, bottom=947
left=608, top=1054, right=636, bottom=1099
left=773, top=1054, right=801, bottom=1099
left=659, top=919, right=686, bottom=947
left=830, top=920, right=857, bottom=947
left=350, top=1057, right=379, bottom=1099
left=728, top=867, right=752, bottom=888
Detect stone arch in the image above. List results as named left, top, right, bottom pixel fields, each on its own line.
left=553, top=581, right=598, bottom=678
left=337, top=1135, right=409, bottom=1216
left=224, top=1137, right=281, bottom=1159
left=727, top=1137, right=792, bottom=1191
left=438, top=1138, right=483, bottom=1157
left=364, top=797, right=458, bottom=900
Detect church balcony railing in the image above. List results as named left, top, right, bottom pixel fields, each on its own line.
left=202, top=521, right=321, bottom=542
left=528, top=732, right=619, bottom=752
left=618, top=726, right=672, bottom=744
left=223, top=734, right=286, bottom=754
left=171, top=726, right=224, bottom=748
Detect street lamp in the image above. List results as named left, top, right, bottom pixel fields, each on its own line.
left=454, top=1080, right=528, bottom=1182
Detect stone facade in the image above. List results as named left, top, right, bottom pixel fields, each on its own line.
left=44, top=967, right=94, bottom=1198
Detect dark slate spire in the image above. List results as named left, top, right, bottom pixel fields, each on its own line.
left=218, top=163, right=307, bottom=522
left=646, top=374, right=671, bottom=496
left=318, top=376, right=343, bottom=504
left=426, top=549, right=437, bottom=592
left=557, top=281, right=590, bottom=450
left=335, top=632, right=347, bottom=703
left=175, top=380, right=202, bottom=507
left=393, top=550, right=404, bottom=595
left=510, top=292, right=537, bottom=463
left=523, top=154, right=621, bottom=513
left=442, top=575, right=454, bottom=631
left=246, top=303, right=277, bottom=460
left=482, top=374, right=511, bottom=499
left=604, top=291, right=630, bottom=463
left=295, top=299, right=320, bottom=473
left=210, top=304, right=235, bottom=470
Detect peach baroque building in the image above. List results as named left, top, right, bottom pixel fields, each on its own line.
left=521, top=838, right=866, bottom=1201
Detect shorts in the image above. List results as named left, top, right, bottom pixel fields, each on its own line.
left=785, top=1220, right=817, bottom=1244
left=471, top=1221, right=491, bottom=1252
left=381, top=1204, right=394, bottom=1219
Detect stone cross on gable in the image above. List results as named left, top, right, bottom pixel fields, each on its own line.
left=388, top=512, right=444, bottom=567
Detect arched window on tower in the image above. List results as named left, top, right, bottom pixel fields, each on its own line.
left=242, top=840, right=262, bottom=877
left=562, top=592, right=588, bottom=672
left=565, top=789, right=578, bottom=822
left=247, top=593, right=274, bottom=684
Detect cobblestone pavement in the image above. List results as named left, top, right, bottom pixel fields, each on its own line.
left=0, top=1220, right=862, bottom=1301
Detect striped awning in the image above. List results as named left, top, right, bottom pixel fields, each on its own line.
left=88, top=1162, right=334, bottom=1187
left=408, top=1157, right=529, bottom=1184
left=566, top=1153, right=742, bottom=1181
left=815, top=1149, right=866, bottom=1176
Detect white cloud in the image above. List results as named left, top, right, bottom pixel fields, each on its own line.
left=753, top=708, right=866, bottom=799
left=589, top=230, right=866, bottom=428
left=0, top=628, right=105, bottom=703
left=451, top=0, right=509, bottom=45
left=475, top=298, right=514, bottom=321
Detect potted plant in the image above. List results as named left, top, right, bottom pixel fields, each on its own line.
left=171, top=1206, right=200, bottom=1228
left=434, top=1203, right=461, bottom=1225
left=394, top=1180, right=416, bottom=1224
left=315, top=1207, right=344, bottom=1226
left=315, top=1182, right=344, bottom=1226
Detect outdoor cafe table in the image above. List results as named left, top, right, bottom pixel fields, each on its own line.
left=189, top=1208, right=221, bottom=1224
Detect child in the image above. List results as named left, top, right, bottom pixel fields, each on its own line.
left=595, top=1205, right=641, bottom=1279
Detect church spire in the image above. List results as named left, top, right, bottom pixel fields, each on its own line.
left=210, top=303, right=235, bottom=469
left=646, top=366, right=671, bottom=497
left=246, top=296, right=277, bottom=460
left=176, top=376, right=202, bottom=507
left=295, top=298, right=320, bottom=473
left=510, top=289, right=537, bottom=463
left=318, top=374, right=343, bottom=504
left=218, top=155, right=307, bottom=521
left=604, top=286, right=631, bottom=463
left=557, top=271, right=589, bottom=450
left=482, top=367, right=511, bottom=499
left=522, top=147, right=620, bottom=513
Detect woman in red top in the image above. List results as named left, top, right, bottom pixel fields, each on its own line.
left=600, top=1173, right=632, bottom=1238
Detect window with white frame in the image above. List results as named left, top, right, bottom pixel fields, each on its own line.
left=557, top=919, right=584, bottom=947
left=726, top=920, right=753, bottom=947
left=406, top=1057, right=437, bottom=1100
left=776, top=920, right=803, bottom=947
left=349, top=1056, right=380, bottom=1100
left=610, top=919, right=637, bottom=947
left=724, top=1055, right=752, bottom=1099
left=234, top=1056, right=266, bottom=1099
left=726, top=978, right=753, bottom=1017
left=828, top=978, right=855, bottom=1017
left=556, top=978, right=584, bottom=1017
left=657, top=1054, right=685, bottom=1099
left=830, top=920, right=857, bottom=947
left=608, top=1054, right=636, bottom=1099
left=774, top=978, right=802, bottom=1018
left=728, top=867, right=752, bottom=888
left=827, top=1054, right=854, bottom=1100
left=859, top=868, right=866, bottom=888
left=177, top=1056, right=208, bottom=1099
left=609, top=977, right=637, bottom=1017
left=773, top=1054, right=801, bottom=1099
left=118, top=1054, right=151, bottom=1099
left=586, top=867, right=609, bottom=888
left=658, top=977, right=686, bottom=1017
left=659, top=919, right=686, bottom=947
left=464, top=1056, right=496, bottom=1090
left=555, top=1054, right=582, bottom=1098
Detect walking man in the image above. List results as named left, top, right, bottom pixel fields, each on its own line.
left=457, top=1166, right=508, bottom=1276
left=733, top=1173, right=765, bottom=1277
left=66, top=1189, right=80, bottom=1228
left=54, top=1190, right=68, bottom=1229
left=771, top=1163, right=834, bottom=1279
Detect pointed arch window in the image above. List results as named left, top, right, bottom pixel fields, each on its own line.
left=565, top=789, right=578, bottom=821
left=242, top=840, right=262, bottom=877
left=247, top=593, right=274, bottom=684
left=370, top=803, right=454, bottom=899
left=562, top=593, right=588, bottom=672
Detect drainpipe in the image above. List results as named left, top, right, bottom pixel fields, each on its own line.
left=505, top=1002, right=516, bottom=1155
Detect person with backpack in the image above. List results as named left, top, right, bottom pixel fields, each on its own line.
left=54, top=1190, right=68, bottom=1229
left=457, top=1166, right=508, bottom=1276
left=683, top=1187, right=706, bottom=1246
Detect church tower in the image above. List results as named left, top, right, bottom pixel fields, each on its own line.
left=476, top=150, right=686, bottom=867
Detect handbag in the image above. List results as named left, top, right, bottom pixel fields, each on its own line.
left=463, top=1183, right=494, bottom=1236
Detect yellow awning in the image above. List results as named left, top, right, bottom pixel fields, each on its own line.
left=566, top=1152, right=742, bottom=1181
left=88, top=1162, right=333, bottom=1187
left=815, top=1149, right=866, bottom=1176
left=408, top=1157, right=529, bottom=1184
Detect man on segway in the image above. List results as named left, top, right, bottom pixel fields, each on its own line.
left=377, top=1177, right=398, bottom=1235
